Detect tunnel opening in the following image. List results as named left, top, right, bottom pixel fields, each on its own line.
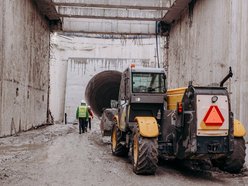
left=85, top=70, right=122, bottom=118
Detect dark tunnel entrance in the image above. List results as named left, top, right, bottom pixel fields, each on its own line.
left=85, top=70, right=122, bottom=118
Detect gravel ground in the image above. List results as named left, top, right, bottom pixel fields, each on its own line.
left=0, top=119, right=248, bottom=186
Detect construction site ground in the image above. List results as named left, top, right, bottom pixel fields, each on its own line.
left=0, top=119, right=248, bottom=186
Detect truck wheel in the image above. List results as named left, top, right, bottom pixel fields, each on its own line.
left=212, top=137, right=246, bottom=173
left=111, top=125, right=128, bottom=156
left=132, top=132, right=158, bottom=175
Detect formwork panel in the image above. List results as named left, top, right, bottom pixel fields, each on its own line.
left=0, top=0, right=50, bottom=136
left=168, top=0, right=248, bottom=139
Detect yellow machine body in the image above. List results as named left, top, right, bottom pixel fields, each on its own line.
left=113, top=115, right=119, bottom=126
left=167, top=87, right=187, bottom=110
left=234, top=119, right=246, bottom=137
left=135, top=117, right=159, bottom=137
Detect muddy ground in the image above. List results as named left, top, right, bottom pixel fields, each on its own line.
left=0, top=119, right=248, bottom=186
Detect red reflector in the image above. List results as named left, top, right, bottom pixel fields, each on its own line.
left=177, top=102, right=183, bottom=113
left=203, top=105, right=224, bottom=126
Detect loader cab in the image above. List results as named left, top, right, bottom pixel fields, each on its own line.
left=117, top=66, right=167, bottom=131
left=118, top=66, right=167, bottom=101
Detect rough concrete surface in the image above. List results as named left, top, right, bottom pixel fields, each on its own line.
left=0, top=120, right=248, bottom=186
left=0, top=0, right=50, bottom=136
left=168, top=0, right=248, bottom=138
left=49, top=34, right=162, bottom=123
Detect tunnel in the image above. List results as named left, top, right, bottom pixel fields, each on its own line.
left=85, top=70, right=122, bottom=118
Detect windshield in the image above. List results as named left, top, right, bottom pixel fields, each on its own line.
left=132, top=72, right=166, bottom=93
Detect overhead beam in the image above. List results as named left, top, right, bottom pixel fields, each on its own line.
left=57, top=6, right=166, bottom=21
left=34, top=0, right=61, bottom=20
left=35, top=0, right=191, bottom=35
left=52, top=0, right=171, bottom=10
left=163, top=0, right=192, bottom=23
left=61, top=18, right=156, bottom=35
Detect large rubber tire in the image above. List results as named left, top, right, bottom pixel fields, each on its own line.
left=132, top=132, right=158, bottom=175
left=111, top=124, right=128, bottom=156
left=212, top=137, right=246, bottom=173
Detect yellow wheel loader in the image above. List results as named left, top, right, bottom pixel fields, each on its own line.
left=109, top=65, right=246, bottom=175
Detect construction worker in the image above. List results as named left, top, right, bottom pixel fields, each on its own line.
left=76, top=100, right=89, bottom=134
left=87, top=106, right=94, bottom=130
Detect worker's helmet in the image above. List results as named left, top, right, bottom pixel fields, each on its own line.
left=81, top=100, right=86, bottom=104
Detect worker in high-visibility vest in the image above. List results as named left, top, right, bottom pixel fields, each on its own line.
left=76, top=100, right=89, bottom=134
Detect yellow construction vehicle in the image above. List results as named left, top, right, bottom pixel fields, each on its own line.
left=106, top=65, right=246, bottom=174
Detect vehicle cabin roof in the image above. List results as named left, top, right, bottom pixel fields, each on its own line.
left=129, top=67, right=165, bottom=74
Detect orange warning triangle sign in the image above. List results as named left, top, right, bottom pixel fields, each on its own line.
left=203, top=105, right=224, bottom=126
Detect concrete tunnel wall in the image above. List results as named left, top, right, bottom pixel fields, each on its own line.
left=168, top=0, right=248, bottom=138
left=0, top=0, right=50, bottom=136
left=50, top=35, right=162, bottom=123
left=65, top=58, right=157, bottom=123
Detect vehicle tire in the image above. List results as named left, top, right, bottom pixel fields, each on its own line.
left=212, top=137, right=246, bottom=173
left=111, top=124, right=128, bottom=156
left=132, top=132, right=158, bottom=175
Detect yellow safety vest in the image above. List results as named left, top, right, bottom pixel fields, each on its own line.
left=78, top=106, right=87, bottom=118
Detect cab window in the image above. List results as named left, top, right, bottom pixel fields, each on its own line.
left=132, top=73, right=166, bottom=93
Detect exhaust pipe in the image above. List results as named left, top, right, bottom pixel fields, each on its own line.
left=220, top=67, right=233, bottom=87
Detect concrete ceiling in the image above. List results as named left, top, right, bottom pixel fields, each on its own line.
left=35, top=0, right=191, bottom=35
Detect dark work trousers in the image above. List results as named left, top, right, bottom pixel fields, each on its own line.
left=79, top=118, right=87, bottom=134
left=88, top=118, right=91, bottom=130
